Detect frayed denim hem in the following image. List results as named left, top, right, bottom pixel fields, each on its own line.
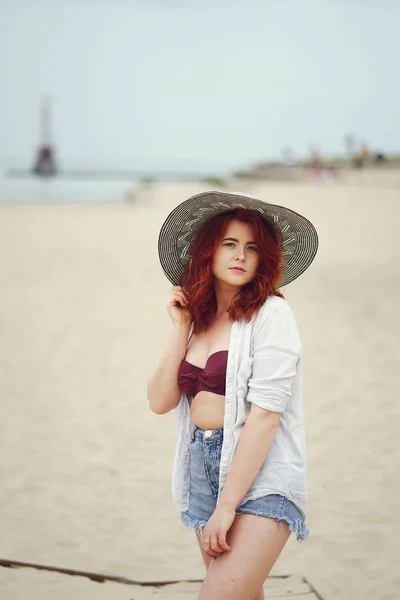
left=235, top=507, right=310, bottom=542
left=180, top=508, right=310, bottom=543
left=180, top=510, right=208, bottom=539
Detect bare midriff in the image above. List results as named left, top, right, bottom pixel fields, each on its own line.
left=191, top=391, right=225, bottom=429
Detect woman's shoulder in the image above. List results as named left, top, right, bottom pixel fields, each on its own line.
left=253, top=295, right=298, bottom=331
left=259, top=294, right=294, bottom=317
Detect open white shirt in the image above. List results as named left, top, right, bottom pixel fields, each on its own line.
left=172, top=295, right=307, bottom=519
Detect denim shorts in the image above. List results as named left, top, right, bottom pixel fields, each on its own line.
left=180, top=426, right=309, bottom=542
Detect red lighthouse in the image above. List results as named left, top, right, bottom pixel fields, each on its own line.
left=32, top=97, right=57, bottom=176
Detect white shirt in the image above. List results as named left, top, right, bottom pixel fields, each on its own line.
left=172, top=295, right=307, bottom=519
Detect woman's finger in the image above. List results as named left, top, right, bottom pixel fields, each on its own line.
left=204, top=536, right=215, bottom=552
left=169, top=293, right=187, bottom=307
left=203, top=537, right=216, bottom=557
left=170, top=289, right=187, bottom=301
left=170, top=286, right=187, bottom=298
left=172, top=298, right=186, bottom=308
left=218, top=535, right=231, bottom=552
left=210, top=533, right=224, bottom=554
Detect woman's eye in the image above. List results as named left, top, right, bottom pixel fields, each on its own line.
left=223, top=243, right=257, bottom=251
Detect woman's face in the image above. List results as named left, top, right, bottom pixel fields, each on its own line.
left=212, top=219, right=259, bottom=287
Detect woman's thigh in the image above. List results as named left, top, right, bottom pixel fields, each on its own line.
left=195, top=531, right=266, bottom=600
left=197, top=513, right=291, bottom=600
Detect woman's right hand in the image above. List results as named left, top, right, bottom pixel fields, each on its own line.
left=167, top=286, right=193, bottom=327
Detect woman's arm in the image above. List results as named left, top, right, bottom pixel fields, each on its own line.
left=201, top=406, right=281, bottom=556
left=201, top=304, right=301, bottom=556
left=219, top=305, right=301, bottom=505
left=218, top=405, right=280, bottom=509
left=147, top=323, right=191, bottom=415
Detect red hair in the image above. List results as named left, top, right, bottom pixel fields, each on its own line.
left=179, top=208, right=284, bottom=334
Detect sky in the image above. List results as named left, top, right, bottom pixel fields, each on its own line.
left=0, top=0, right=399, bottom=173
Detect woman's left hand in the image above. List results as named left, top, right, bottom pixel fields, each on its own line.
left=202, top=504, right=236, bottom=557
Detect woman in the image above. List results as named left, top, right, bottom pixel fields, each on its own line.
left=147, top=191, right=318, bottom=600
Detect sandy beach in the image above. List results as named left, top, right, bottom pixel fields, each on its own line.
left=1, top=177, right=399, bottom=599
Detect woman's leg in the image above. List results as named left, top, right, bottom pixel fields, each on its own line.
left=195, top=531, right=264, bottom=599
left=253, top=588, right=265, bottom=600
left=197, top=513, right=290, bottom=600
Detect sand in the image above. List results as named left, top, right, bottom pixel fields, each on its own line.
left=0, top=178, right=399, bottom=599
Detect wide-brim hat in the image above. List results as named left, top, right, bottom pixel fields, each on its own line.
left=158, top=190, right=319, bottom=288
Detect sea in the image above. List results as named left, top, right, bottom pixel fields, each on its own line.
left=0, top=175, right=138, bottom=205
left=0, top=165, right=229, bottom=205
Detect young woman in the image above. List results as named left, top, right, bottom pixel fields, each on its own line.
left=147, top=191, right=318, bottom=600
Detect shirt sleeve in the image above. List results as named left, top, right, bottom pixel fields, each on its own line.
left=246, top=305, right=302, bottom=413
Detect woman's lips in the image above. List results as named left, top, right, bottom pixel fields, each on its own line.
left=230, top=267, right=246, bottom=272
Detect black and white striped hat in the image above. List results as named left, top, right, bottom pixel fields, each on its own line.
left=158, top=190, right=319, bottom=288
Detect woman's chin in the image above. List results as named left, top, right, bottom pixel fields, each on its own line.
left=215, top=277, right=247, bottom=288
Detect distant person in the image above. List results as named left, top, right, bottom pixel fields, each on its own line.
left=148, top=191, right=319, bottom=599
left=374, top=151, right=387, bottom=163
left=309, top=145, right=323, bottom=171
left=308, top=144, right=321, bottom=165
left=308, top=145, right=334, bottom=182
left=281, top=146, right=297, bottom=166
left=361, top=143, right=371, bottom=163
left=352, top=142, right=371, bottom=169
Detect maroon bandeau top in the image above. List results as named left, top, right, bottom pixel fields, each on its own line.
left=178, top=350, right=229, bottom=398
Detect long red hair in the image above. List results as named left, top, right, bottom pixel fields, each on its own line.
left=179, top=208, right=284, bottom=334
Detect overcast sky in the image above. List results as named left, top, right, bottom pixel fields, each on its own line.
left=1, top=0, right=399, bottom=172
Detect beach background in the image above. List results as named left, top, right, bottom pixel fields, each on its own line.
left=1, top=2, right=400, bottom=599
left=1, top=176, right=400, bottom=600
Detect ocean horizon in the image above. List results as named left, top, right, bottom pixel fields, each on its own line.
left=0, top=173, right=138, bottom=205
left=0, top=163, right=232, bottom=205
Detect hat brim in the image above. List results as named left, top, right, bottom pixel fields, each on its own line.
left=158, top=191, right=319, bottom=288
